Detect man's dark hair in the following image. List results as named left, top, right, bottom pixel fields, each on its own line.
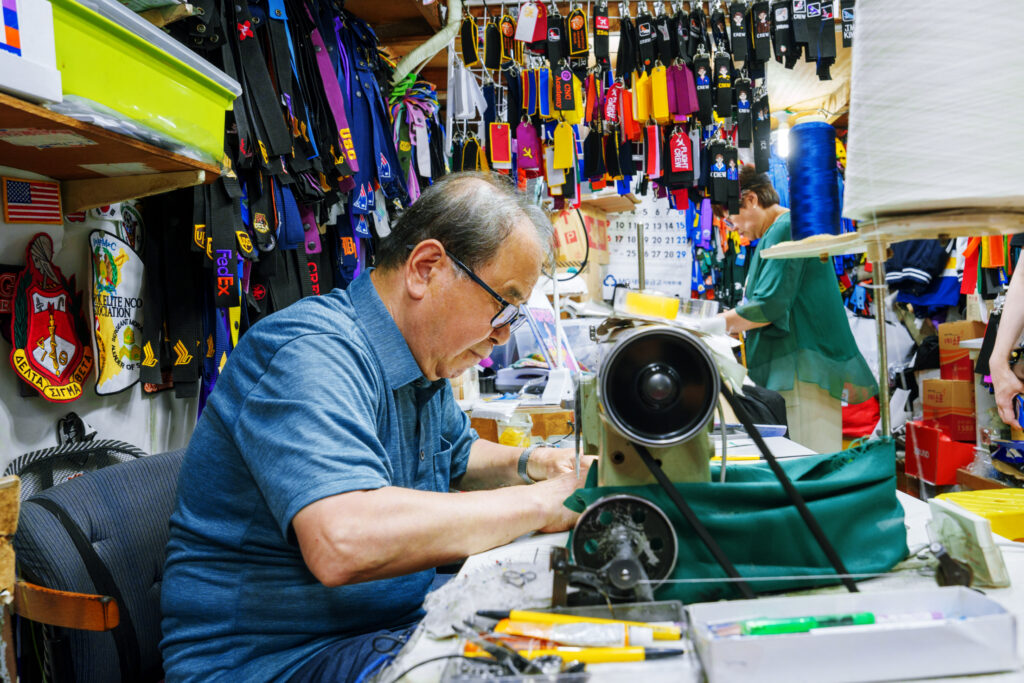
left=375, top=171, right=553, bottom=271
left=738, top=165, right=780, bottom=208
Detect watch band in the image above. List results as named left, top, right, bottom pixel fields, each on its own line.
left=518, top=444, right=540, bottom=484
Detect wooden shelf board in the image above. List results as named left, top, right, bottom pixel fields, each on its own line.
left=581, top=193, right=640, bottom=214
left=0, top=92, right=217, bottom=207
left=762, top=210, right=1024, bottom=261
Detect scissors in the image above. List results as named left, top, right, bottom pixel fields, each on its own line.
left=501, top=568, right=537, bottom=587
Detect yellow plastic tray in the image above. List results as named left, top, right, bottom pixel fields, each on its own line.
left=50, top=0, right=236, bottom=161
left=937, top=489, right=1024, bottom=541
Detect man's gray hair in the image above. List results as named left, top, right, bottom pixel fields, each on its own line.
left=375, top=171, right=553, bottom=271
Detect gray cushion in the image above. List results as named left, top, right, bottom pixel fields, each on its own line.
left=14, top=449, right=185, bottom=683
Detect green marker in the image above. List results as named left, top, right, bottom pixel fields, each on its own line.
left=739, top=612, right=876, bottom=636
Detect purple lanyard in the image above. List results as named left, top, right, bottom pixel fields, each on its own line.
left=307, top=14, right=359, bottom=173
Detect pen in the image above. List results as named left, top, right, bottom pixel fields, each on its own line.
left=466, top=645, right=684, bottom=664
left=476, top=609, right=682, bottom=640
left=739, top=612, right=876, bottom=636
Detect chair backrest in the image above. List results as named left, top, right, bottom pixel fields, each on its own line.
left=14, top=449, right=186, bottom=683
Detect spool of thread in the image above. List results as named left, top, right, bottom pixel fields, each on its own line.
left=788, top=121, right=840, bottom=241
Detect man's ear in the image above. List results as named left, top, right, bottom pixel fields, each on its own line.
left=405, top=239, right=445, bottom=301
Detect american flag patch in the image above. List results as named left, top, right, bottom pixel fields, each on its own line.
left=3, top=177, right=62, bottom=224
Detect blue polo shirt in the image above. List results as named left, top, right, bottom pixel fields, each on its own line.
left=160, top=271, right=477, bottom=682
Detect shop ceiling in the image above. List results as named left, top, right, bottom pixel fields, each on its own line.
left=346, top=0, right=850, bottom=126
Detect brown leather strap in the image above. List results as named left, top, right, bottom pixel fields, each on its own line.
left=14, top=580, right=120, bottom=631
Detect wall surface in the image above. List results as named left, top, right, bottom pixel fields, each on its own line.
left=0, top=165, right=196, bottom=473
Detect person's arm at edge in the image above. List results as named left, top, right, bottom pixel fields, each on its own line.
left=991, top=253, right=1024, bottom=428
left=291, top=467, right=588, bottom=587
left=720, top=308, right=771, bottom=335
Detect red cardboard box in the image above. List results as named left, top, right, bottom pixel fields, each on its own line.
left=922, top=378, right=976, bottom=443
left=938, top=320, right=987, bottom=380
left=905, top=420, right=975, bottom=485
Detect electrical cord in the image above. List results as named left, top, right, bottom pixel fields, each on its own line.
left=389, top=654, right=485, bottom=682
left=544, top=207, right=591, bottom=282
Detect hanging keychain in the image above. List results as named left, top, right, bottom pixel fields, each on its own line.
left=710, top=1, right=731, bottom=54
left=708, top=132, right=729, bottom=205
left=734, top=74, right=752, bottom=147
left=792, top=0, right=808, bottom=49
left=750, top=1, right=772, bottom=62
left=752, top=83, right=771, bottom=172
left=687, top=1, right=711, bottom=59
left=636, top=4, right=658, bottom=73
left=840, top=0, right=854, bottom=47
left=654, top=2, right=676, bottom=64
left=772, top=0, right=796, bottom=67
left=816, top=0, right=836, bottom=79
left=803, top=0, right=821, bottom=64
left=500, top=7, right=517, bottom=62
left=635, top=68, right=652, bottom=122
left=729, top=1, right=750, bottom=61
left=616, top=3, right=638, bottom=86
left=489, top=121, right=513, bottom=169
left=593, top=0, right=611, bottom=68
left=693, top=46, right=714, bottom=125
left=553, top=117, right=575, bottom=169
left=725, top=139, right=740, bottom=213
left=461, top=12, right=481, bottom=67
left=644, top=121, right=663, bottom=178
left=713, top=45, right=733, bottom=118
left=651, top=62, right=671, bottom=124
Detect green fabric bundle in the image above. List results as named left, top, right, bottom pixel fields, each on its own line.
left=565, top=439, right=908, bottom=603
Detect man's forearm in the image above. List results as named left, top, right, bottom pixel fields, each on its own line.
left=454, top=438, right=524, bottom=490
left=292, top=483, right=565, bottom=586
left=991, top=257, right=1024, bottom=372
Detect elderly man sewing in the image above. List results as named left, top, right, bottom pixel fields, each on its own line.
left=161, top=172, right=590, bottom=682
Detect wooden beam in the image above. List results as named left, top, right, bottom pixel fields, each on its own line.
left=14, top=581, right=120, bottom=631
left=418, top=67, right=450, bottom=90
left=375, top=22, right=435, bottom=41
left=412, top=0, right=442, bottom=32
left=62, top=170, right=209, bottom=212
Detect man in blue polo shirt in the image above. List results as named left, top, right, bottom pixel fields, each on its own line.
left=160, top=172, right=589, bottom=682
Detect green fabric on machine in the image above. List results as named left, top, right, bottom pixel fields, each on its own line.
left=565, top=439, right=907, bottom=604
left=734, top=212, right=877, bottom=404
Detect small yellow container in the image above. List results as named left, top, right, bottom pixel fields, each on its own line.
left=937, top=489, right=1024, bottom=541
left=51, top=0, right=239, bottom=162
left=622, top=290, right=681, bottom=320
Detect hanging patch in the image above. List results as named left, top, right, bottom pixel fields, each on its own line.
left=120, top=203, right=145, bottom=253
left=2, top=177, right=63, bottom=225
left=567, top=7, right=589, bottom=56
left=9, top=233, right=94, bottom=402
left=460, top=16, right=480, bottom=67
left=89, top=230, right=144, bottom=396
left=593, top=2, right=610, bottom=65
left=729, top=2, right=749, bottom=62
left=500, top=13, right=517, bottom=60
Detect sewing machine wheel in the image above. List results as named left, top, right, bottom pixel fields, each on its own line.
left=571, top=494, right=678, bottom=590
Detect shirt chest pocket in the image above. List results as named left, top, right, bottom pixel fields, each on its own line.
left=428, top=436, right=454, bottom=492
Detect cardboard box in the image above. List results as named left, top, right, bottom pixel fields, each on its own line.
left=938, top=320, right=987, bottom=380
left=922, top=378, right=976, bottom=442
left=906, top=420, right=976, bottom=485
left=551, top=206, right=609, bottom=267
left=689, top=587, right=1020, bottom=683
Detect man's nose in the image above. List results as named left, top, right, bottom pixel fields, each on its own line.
left=490, top=322, right=512, bottom=345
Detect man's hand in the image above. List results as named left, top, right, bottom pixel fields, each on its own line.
left=531, top=464, right=593, bottom=533
left=991, top=358, right=1024, bottom=429
left=527, top=446, right=598, bottom=482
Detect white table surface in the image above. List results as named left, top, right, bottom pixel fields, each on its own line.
left=378, top=450, right=1024, bottom=683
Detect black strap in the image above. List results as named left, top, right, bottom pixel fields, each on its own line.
left=33, top=497, right=141, bottom=680
left=720, top=383, right=859, bottom=593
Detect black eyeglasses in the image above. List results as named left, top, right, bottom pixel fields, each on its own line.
left=446, top=252, right=527, bottom=331
left=405, top=244, right=526, bottom=330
